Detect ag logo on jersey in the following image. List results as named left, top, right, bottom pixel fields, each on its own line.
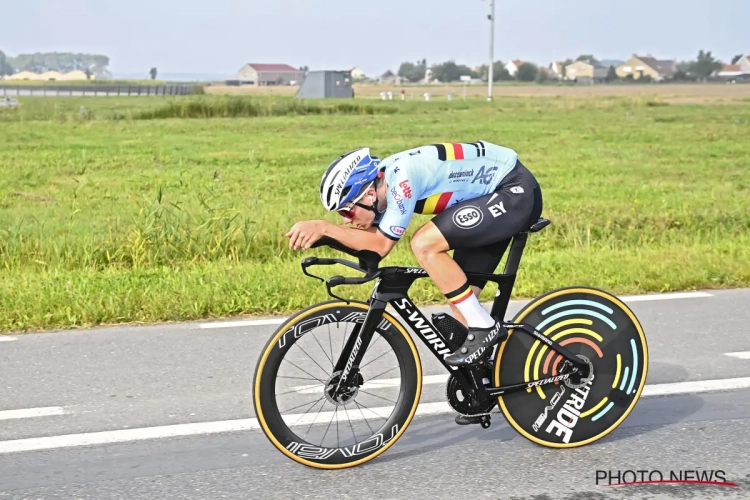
left=453, top=206, right=483, bottom=229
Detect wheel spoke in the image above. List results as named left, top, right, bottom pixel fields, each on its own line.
left=367, top=365, right=399, bottom=381
left=311, top=331, right=333, bottom=367
left=358, top=389, right=397, bottom=405
left=343, top=403, right=358, bottom=446
left=282, top=357, right=327, bottom=384
left=279, top=396, right=324, bottom=415
left=302, top=399, right=328, bottom=440
left=354, top=401, right=375, bottom=435
left=294, top=342, right=331, bottom=378
left=359, top=348, right=390, bottom=371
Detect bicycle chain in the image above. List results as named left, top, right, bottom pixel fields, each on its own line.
left=445, top=367, right=500, bottom=418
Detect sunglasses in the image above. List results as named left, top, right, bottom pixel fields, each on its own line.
left=337, top=182, right=376, bottom=218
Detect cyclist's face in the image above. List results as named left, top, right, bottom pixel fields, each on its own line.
left=338, top=189, right=377, bottom=229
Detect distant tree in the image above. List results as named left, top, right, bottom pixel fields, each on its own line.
left=535, top=68, right=549, bottom=83
left=150, top=67, right=158, bottom=80
left=731, top=54, right=743, bottom=65
left=688, top=50, right=723, bottom=79
left=478, top=60, right=511, bottom=82
left=606, top=65, right=618, bottom=82
left=515, top=62, right=538, bottom=82
left=576, top=54, right=598, bottom=64
left=8, top=52, right=108, bottom=73
left=397, top=61, right=425, bottom=82
left=299, top=65, right=309, bottom=74
left=85, top=67, right=92, bottom=80
left=0, top=50, right=13, bottom=76
left=429, top=60, right=479, bottom=83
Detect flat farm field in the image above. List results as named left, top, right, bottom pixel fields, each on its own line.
left=0, top=92, right=748, bottom=332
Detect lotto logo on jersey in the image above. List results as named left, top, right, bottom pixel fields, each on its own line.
left=399, top=180, right=412, bottom=198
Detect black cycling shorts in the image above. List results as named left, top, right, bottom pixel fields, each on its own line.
left=432, top=160, right=543, bottom=289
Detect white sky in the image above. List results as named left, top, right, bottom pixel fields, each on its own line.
left=1, top=0, right=747, bottom=78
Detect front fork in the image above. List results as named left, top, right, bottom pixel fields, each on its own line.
left=331, top=298, right=388, bottom=393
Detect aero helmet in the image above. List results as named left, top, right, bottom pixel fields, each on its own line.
left=319, top=147, right=380, bottom=211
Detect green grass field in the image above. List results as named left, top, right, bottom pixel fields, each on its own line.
left=1, top=94, right=748, bottom=333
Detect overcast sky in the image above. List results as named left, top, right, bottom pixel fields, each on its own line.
left=1, top=0, right=747, bottom=78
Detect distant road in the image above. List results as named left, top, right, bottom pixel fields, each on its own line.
left=1, top=288, right=749, bottom=499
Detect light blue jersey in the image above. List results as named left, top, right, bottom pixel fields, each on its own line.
left=375, top=140, right=519, bottom=239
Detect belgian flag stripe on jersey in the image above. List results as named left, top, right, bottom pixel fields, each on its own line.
left=415, top=192, right=453, bottom=214
left=432, top=143, right=467, bottom=161
left=434, top=143, right=447, bottom=161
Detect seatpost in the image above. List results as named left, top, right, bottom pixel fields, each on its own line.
left=489, top=233, right=528, bottom=319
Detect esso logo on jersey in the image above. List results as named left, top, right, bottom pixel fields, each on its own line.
left=390, top=225, right=405, bottom=236
left=452, top=206, right=483, bottom=229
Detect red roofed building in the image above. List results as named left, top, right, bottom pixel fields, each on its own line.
left=717, top=55, right=750, bottom=81
left=237, top=63, right=306, bottom=86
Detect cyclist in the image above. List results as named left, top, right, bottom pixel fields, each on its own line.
left=286, top=141, right=543, bottom=367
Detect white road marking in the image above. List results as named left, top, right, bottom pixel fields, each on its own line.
left=0, top=407, right=65, bottom=421
left=199, top=319, right=288, bottom=329
left=0, top=336, right=18, bottom=342
left=1, top=375, right=748, bottom=455
left=196, top=291, right=713, bottom=329
left=292, top=374, right=449, bottom=394
left=641, top=377, right=750, bottom=396
left=724, top=352, right=750, bottom=360
left=616, top=291, right=713, bottom=302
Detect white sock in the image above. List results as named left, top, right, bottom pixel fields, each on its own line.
left=448, top=286, right=496, bottom=329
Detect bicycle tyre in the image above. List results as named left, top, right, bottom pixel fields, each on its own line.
left=253, top=300, right=422, bottom=469
left=494, top=286, right=649, bottom=448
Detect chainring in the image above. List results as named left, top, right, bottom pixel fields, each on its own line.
left=445, top=366, right=497, bottom=416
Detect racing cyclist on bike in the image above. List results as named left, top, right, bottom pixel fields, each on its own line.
left=286, top=141, right=543, bottom=367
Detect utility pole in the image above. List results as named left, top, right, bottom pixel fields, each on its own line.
left=487, top=0, right=496, bottom=101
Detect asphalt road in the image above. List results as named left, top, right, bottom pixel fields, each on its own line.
left=1, top=288, right=750, bottom=499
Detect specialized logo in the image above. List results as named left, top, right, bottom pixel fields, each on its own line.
left=390, top=225, right=405, bottom=236
left=448, top=169, right=474, bottom=181
left=334, top=154, right=362, bottom=197
left=399, top=180, right=412, bottom=198
left=452, top=206, right=483, bottom=229
left=510, top=186, right=524, bottom=194
left=409, top=150, right=421, bottom=156
left=472, top=165, right=498, bottom=185
left=489, top=201, right=507, bottom=218
left=405, top=268, right=427, bottom=274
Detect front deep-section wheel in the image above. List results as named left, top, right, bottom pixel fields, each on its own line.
left=494, top=286, right=648, bottom=448
left=253, top=300, right=422, bottom=469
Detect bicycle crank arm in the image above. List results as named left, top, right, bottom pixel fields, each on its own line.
left=485, top=372, right=574, bottom=397
left=504, top=322, right=589, bottom=371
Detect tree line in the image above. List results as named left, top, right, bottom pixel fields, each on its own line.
left=0, top=51, right=110, bottom=77
left=395, top=50, right=740, bottom=83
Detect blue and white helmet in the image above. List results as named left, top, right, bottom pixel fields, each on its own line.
left=319, top=147, right=380, bottom=211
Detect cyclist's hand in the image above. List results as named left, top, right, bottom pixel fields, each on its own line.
left=286, top=220, right=327, bottom=250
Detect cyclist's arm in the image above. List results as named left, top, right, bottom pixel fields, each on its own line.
left=323, top=223, right=397, bottom=257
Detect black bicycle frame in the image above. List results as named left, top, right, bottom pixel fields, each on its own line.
left=305, top=229, right=588, bottom=402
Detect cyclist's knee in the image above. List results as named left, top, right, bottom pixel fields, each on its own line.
left=411, top=222, right=448, bottom=257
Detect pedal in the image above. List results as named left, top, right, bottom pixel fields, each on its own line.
left=454, top=414, right=491, bottom=429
